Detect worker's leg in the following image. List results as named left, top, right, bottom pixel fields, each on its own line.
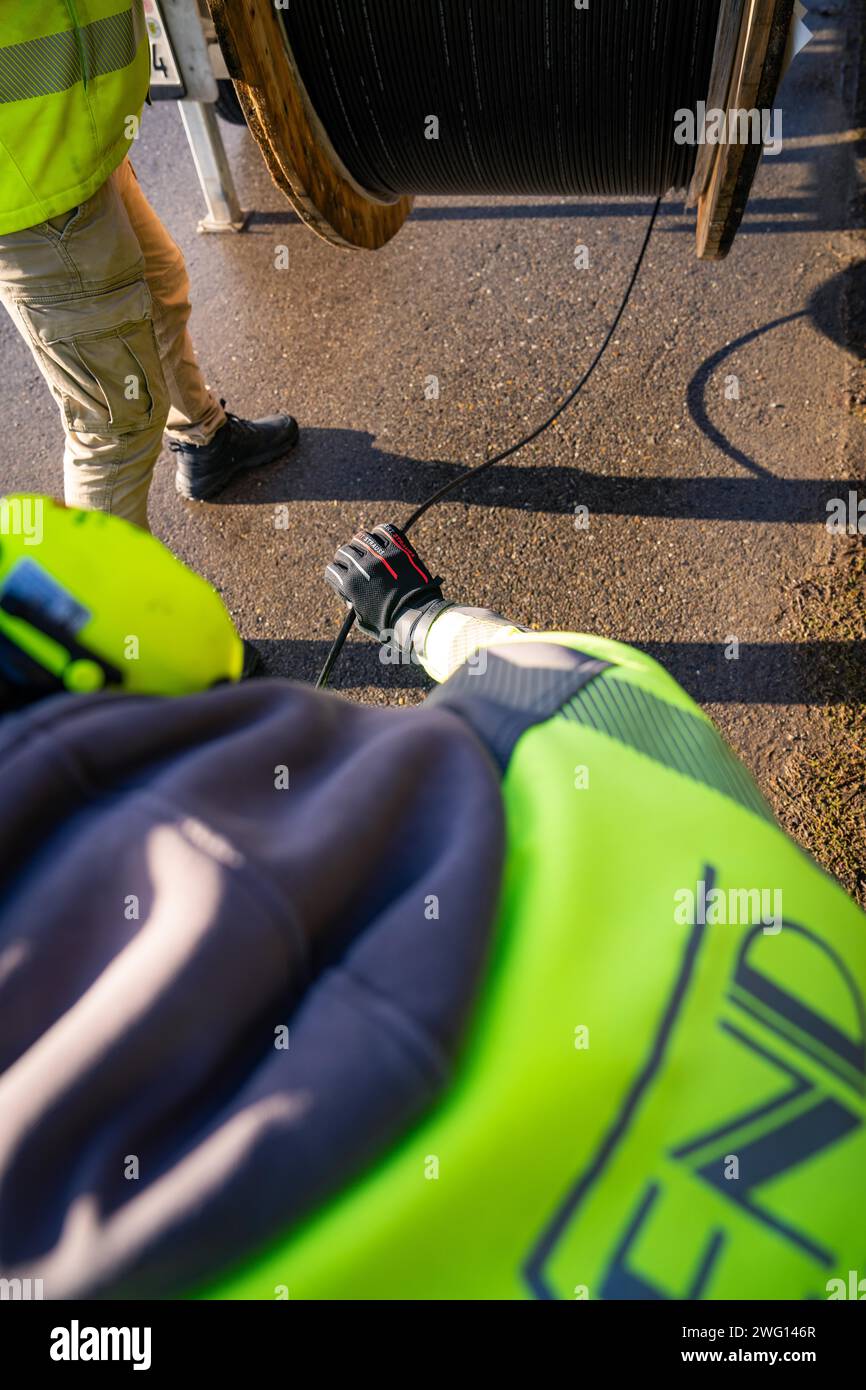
left=115, top=158, right=298, bottom=501
left=115, top=159, right=226, bottom=446
left=0, top=169, right=170, bottom=529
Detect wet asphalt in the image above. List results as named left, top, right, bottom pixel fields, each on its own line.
left=0, top=2, right=863, bottom=872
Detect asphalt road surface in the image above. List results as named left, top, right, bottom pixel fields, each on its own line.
left=1, top=2, right=863, bottom=898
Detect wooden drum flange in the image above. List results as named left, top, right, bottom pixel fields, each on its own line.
left=692, top=0, right=796, bottom=258
left=207, top=0, right=412, bottom=250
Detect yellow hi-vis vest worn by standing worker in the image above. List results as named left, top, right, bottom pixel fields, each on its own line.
left=0, top=1, right=150, bottom=234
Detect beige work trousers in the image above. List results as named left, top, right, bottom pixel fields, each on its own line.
left=0, top=158, right=225, bottom=528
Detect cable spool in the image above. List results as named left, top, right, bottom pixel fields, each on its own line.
left=209, top=0, right=795, bottom=257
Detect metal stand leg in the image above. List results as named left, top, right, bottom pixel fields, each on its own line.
left=178, top=101, right=250, bottom=233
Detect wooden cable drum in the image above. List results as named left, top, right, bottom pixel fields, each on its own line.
left=208, top=0, right=796, bottom=258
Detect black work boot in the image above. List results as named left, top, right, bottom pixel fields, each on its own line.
left=171, top=408, right=299, bottom=501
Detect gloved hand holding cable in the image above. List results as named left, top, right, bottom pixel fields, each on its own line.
left=325, top=523, right=523, bottom=683
left=325, top=523, right=446, bottom=639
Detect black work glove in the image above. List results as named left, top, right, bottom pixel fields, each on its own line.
left=325, top=524, right=444, bottom=641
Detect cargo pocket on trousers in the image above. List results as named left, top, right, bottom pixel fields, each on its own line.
left=16, top=280, right=163, bottom=437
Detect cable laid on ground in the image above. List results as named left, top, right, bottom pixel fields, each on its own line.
left=316, top=195, right=662, bottom=689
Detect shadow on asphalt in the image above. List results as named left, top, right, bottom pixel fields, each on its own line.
left=219, top=257, right=864, bottom=527
left=222, top=428, right=860, bottom=525
left=248, top=191, right=852, bottom=238
left=255, top=636, right=866, bottom=704
left=407, top=196, right=851, bottom=238
left=688, top=263, right=866, bottom=475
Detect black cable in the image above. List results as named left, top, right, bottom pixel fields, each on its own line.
left=316, top=194, right=662, bottom=689
left=282, top=2, right=721, bottom=199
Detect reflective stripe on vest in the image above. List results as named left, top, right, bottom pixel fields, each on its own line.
left=0, top=4, right=144, bottom=105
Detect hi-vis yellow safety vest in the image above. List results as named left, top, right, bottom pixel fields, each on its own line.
left=0, top=1, right=150, bottom=235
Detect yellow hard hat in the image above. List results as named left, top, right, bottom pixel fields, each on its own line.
left=0, top=495, right=243, bottom=704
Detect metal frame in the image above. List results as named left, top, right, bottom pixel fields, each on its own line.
left=147, top=0, right=249, bottom=233
left=178, top=100, right=250, bottom=233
